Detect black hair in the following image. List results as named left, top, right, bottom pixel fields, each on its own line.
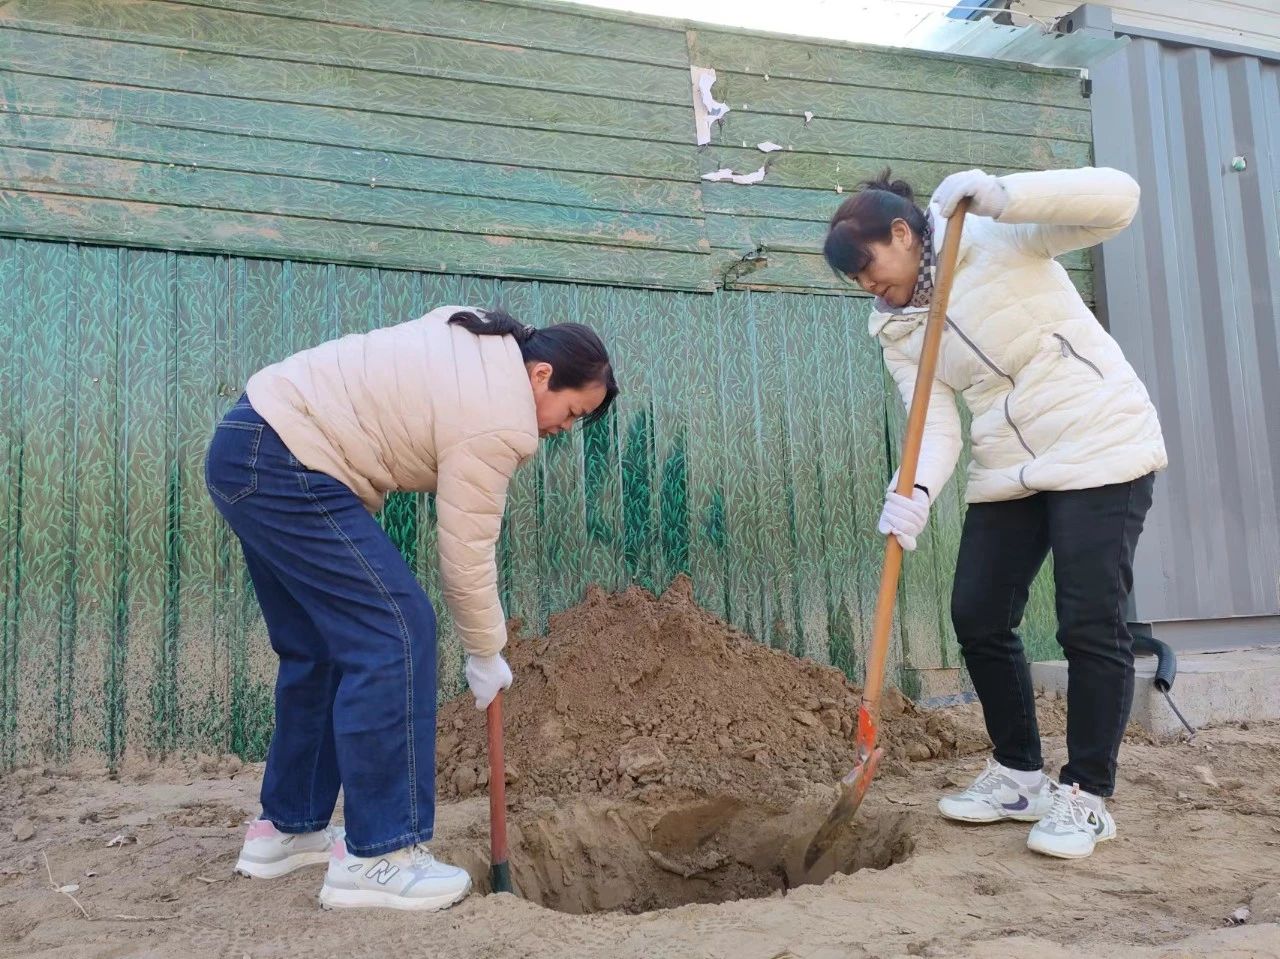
left=823, top=169, right=928, bottom=278
left=448, top=308, right=619, bottom=427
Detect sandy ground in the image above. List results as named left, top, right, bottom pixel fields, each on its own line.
left=3, top=714, right=1279, bottom=959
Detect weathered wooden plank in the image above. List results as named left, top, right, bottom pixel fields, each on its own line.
left=712, top=114, right=1093, bottom=169
left=1, top=0, right=691, bottom=105
left=176, top=0, right=690, bottom=67
left=688, top=28, right=1087, bottom=109
left=706, top=213, right=825, bottom=255
left=0, top=73, right=698, bottom=183
left=711, top=246, right=1095, bottom=301
left=1, top=111, right=702, bottom=219
left=0, top=155, right=1095, bottom=289
left=702, top=177, right=997, bottom=222
left=0, top=147, right=707, bottom=254
left=713, top=247, right=854, bottom=293
left=0, top=190, right=714, bottom=292
left=0, top=28, right=692, bottom=143
left=695, top=151, right=1040, bottom=193
left=696, top=145, right=1089, bottom=193
left=3, top=73, right=1085, bottom=197
left=713, top=72, right=1091, bottom=140
left=705, top=212, right=1092, bottom=270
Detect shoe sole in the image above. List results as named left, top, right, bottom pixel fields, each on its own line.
left=235, top=850, right=332, bottom=879
left=939, top=806, right=1048, bottom=824
left=318, top=879, right=472, bottom=912
left=1027, top=831, right=1115, bottom=860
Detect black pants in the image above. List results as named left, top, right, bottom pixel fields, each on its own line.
left=951, top=474, right=1155, bottom=797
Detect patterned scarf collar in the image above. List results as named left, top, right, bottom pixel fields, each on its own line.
left=908, top=219, right=935, bottom=309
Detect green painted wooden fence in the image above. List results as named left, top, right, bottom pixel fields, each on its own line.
left=0, top=237, right=1058, bottom=766
left=0, top=0, right=1093, bottom=297
left=0, top=0, right=1080, bottom=765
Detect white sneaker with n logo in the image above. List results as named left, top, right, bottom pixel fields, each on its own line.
left=319, top=838, right=472, bottom=911
left=1027, top=782, right=1116, bottom=860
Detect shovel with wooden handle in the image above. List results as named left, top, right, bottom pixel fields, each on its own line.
left=486, top=693, right=513, bottom=893
left=803, top=198, right=970, bottom=871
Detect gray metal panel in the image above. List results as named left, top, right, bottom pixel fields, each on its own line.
left=1090, top=36, right=1280, bottom=629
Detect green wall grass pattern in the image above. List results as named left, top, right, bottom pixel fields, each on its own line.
left=0, top=238, right=1061, bottom=766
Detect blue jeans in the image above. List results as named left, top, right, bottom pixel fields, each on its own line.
left=205, top=398, right=437, bottom=856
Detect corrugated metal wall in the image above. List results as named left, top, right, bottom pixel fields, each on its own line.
left=0, top=237, right=1062, bottom=765
left=1021, top=0, right=1280, bottom=57
left=1089, top=36, right=1280, bottom=631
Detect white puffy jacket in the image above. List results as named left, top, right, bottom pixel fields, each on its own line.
left=873, top=167, right=1167, bottom=503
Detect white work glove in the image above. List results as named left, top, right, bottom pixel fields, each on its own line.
left=878, top=488, right=931, bottom=551
left=465, top=654, right=513, bottom=710
left=932, top=169, right=1008, bottom=219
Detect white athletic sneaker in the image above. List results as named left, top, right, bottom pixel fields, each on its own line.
left=234, top=819, right=342, bottom=879
left=319, top=837, right=472, bottom=912
left=938, top=759, right=1055, bottom=823
left=1027, top=783, right=1115, bottom=860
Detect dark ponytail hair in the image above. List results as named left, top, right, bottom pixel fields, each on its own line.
left=449, top=308, right=619, bottom=427
left=823, top=168, right=928, bottom=278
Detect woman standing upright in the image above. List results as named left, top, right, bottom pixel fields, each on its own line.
left=824, top=167, right=1166, bottom=859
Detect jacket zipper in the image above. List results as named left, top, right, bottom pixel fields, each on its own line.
left=1053, top=334, right=1104, bottom=379
left=944, top=320, right=1038, bottom=481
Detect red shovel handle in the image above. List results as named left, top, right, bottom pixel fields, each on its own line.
left=486, top=693, right=512, bottom=892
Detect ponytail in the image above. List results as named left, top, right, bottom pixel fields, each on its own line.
left=448, top=308, right=537, bottom=345
left=449, top=308, right=619, bottom=426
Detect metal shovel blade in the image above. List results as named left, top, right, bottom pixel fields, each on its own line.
left=802, top=745, right=883, bottom=871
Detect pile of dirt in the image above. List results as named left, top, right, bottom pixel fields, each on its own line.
left=436, top=576, right=990, bottom=807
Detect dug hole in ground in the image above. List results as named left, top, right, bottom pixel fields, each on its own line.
left=2, top=577, right=1279, bottom=958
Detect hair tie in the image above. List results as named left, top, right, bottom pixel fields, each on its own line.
left=521, top=325, right=537, bottom=339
